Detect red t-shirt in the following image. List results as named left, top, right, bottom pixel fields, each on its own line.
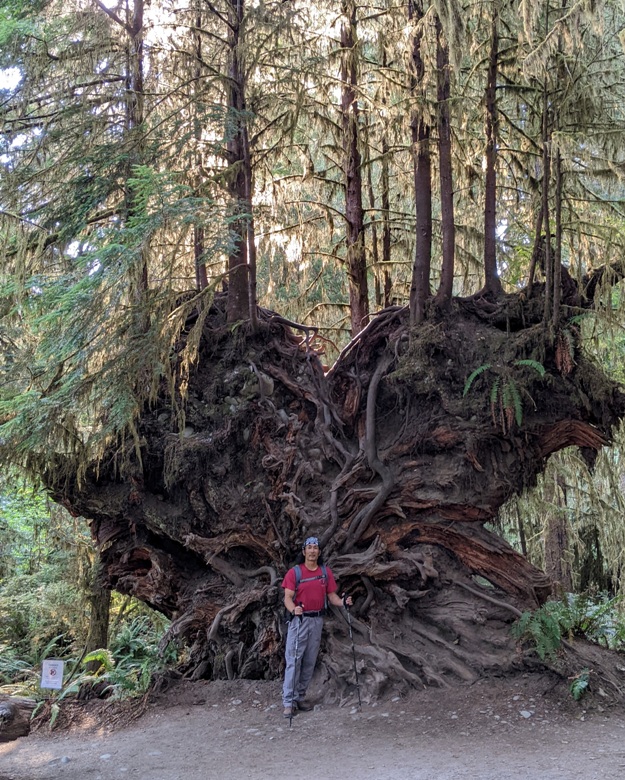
left=281, top=564, right=337, bottom=612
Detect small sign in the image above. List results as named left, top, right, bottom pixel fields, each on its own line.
left=41, top=659, right=64, bottom=690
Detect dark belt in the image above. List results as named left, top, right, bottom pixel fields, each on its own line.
left=302, top=610, right=326, bottom=618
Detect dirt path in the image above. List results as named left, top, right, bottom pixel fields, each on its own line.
left=2, top=676, right=625, bottom=780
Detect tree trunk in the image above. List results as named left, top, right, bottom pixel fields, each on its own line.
left=341, top=0, right=369, bottom=336
left=434, top=14, right=455, bottom=307
left=408, top=0, right=432, bottom=326
left=85, top=564, right=112, bottom=674
left=541, top=79, right=553, bottom=326
left=553, top=149, right=563, bottom=327
left=483, top=1, right=502, bottom=296
left=0, top=696, right=36, bottom=743
left=194, top=2, right=208, bottom=292
left=241, top=123, right=258, bottom=330
left=543, top=476, right=573, bottom=595
left=380, top=48, right=392, bottom=308
left=381, top=138, right=392, bottom=307
left=225, top=0, right=251, bottom=324
left=364, top=117, right=381, bottom=308
left=45, top=281, right=625, bottom=698
left=540, top=0, right=553, bottom=325
left=195, top=227, right=208, bottom=291
left=126, top=0, right=149, bottom=308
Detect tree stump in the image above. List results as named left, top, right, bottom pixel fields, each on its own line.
left=0, top=695, right=37, bottom=743
left=45, top=293, right=625, bottom=694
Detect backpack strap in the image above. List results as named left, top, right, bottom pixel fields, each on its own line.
left=294, top=564, right=302, bottom=594
left=293, top=564, right=328, bottom=609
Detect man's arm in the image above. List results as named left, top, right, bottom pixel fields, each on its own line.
left=284, top=587, right=303, bottom=616
left=328, top=591, right=352, bottom=607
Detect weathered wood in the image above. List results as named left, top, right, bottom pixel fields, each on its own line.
left=0, top=695, right=36, bottom=743
left=44, top=291, right=625, bottom=696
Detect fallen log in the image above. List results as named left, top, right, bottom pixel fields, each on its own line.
left=0, top=695, right=37, bottom=743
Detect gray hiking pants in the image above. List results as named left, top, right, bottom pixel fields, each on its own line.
left=282, top=615, right=324, bottom=707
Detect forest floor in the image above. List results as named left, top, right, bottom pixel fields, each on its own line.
left=2, top=672, right=625, bottom=780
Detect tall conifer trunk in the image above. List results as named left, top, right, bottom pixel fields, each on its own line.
left=483, top=1, right=503, bottom=295
left=435, top=15, right=455, bottom=306
left=341, top=0, right=369, bottom=336
left=408, top=0, right=432, bottom=326
left=125, top=1, right=149, bottom=307
left=85, top=572, right=112, bottom=673
left=225, top=0, right=254, bottom=324
left=381, top=137, right=392, bottom=307
left=194, top=1, right=208, bottom=292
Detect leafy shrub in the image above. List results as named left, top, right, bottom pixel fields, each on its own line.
left=107, top=615, right=177, bottom=696
left=512, top=601, right=565, bottom=661
left=569, top=668, right=590, bottom=701
left=0, top=570, right=85, bottom=657
left=0, top=611, right=177, bottom=702
left=512, top=592, right=625, bottom=662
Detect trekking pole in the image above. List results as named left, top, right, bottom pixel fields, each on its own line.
left=343, top=594, right=362, bottom=709
left=289, top=605, right=302, bottom=728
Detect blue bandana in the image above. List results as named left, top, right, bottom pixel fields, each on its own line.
left=303, top=536, right=319, bottom=547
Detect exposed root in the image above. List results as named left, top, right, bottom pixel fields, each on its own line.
left=46, top=292, right=625, bottom=699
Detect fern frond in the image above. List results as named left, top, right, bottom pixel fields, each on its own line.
left=490, top=376, right=501, bottom=427
left=489, top=376, right=501, bottom=405
left=82, top=648, right=115, bottom=674
left=569, top=668, right=590, bottom=701
left=513, top=359, right=546, bottom=378
left=502, top=380, right=524, bottom=426
left=463, top=364, right=492, bottom=396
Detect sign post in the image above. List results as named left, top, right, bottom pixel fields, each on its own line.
left=41, top=659, right=64, bottom=691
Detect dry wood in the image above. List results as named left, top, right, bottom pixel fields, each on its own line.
left=0, top=696, right=36, bottom=743
left=44, top=291, right=625, bottom=698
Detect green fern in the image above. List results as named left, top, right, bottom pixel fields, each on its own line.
left=513, top=359, right=546, bottom=378
left=569, top=668, right=590, bottom=701
left=465, top=358, right=547, bottom=431
left=512, top=601, right=564, bottom=660
left=503, top=380, right=523, bottom=426
left=49, top=702, right=61, bottom=729
left=489, top=375, right=501, bottom=405
left=513, top=594, right=624, bottom=664
left=82, top=649, right=115, bottom=674
left=463, top=364, right=492, bottom=396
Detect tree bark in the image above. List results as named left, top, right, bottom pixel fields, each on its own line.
left=408, top=0, right=432, bottom=326
left=434, top=14, right=455, bottom=307
left=483, top=1, right=503, bottom=296
left=0, top=696, right=36, bottom=743
left=127, top=0, right=149, bottom=307
left=194, top=1, right=209, bottom=292
left=225, top=0, right=252, bottom=324
left=340, top=0, right=369, bottom=336
left=543, top=476, right=573, bottom=594
left=381, top=138, right=392, bottom=307
left=45, top=283, right=625, bottom=698
left=85, top=562, right=112, bottom=674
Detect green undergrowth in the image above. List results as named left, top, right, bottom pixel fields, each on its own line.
left=0, top=614, right=178, bottom=703
left=512, top=592, right=625, bottom=699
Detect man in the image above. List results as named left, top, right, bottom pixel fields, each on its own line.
left=281, top=536, right=352, bottom=718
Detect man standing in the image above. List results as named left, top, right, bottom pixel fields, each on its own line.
left=281, top=536, right=352, bottom=718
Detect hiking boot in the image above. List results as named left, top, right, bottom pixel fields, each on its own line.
left=295, top=700, right=314, bottom=712
left=283, top=706, right=297, bottom=718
